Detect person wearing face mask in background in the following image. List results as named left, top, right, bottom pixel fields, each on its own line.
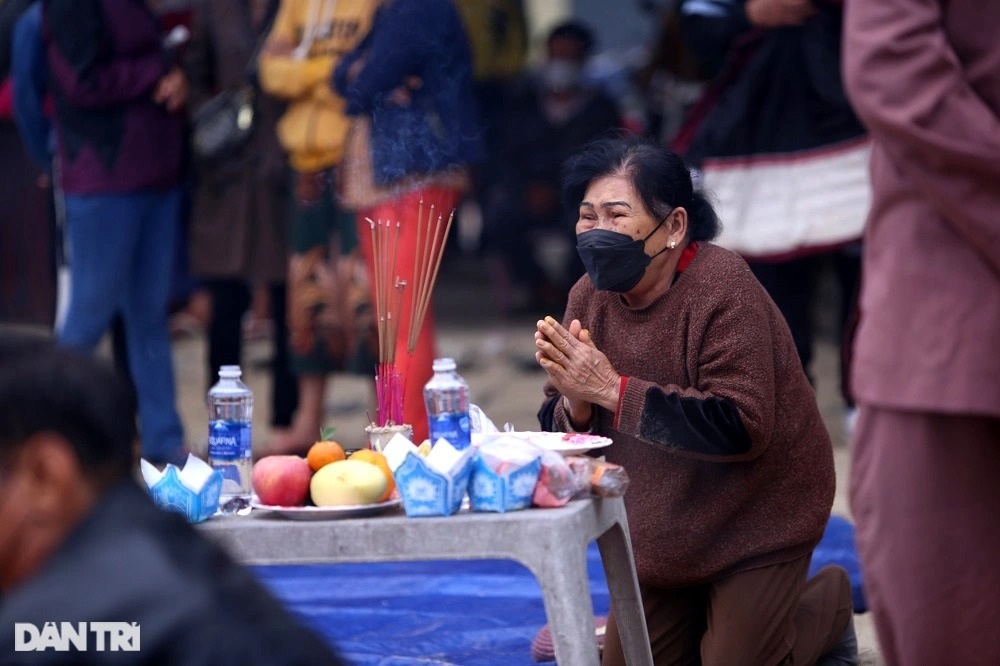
left=536, top=137, right=858, bottom=666
left=480, top=20, right=621, bottom=317
left=673, top=0, right=867, bottom=431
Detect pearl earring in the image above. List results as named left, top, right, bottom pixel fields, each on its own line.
left=669, top=241, right=677, bottom=249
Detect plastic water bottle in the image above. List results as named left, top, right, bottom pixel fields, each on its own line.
left=208, top=365, right=253, bottom=513
left=424, top=357, right=472, bottom=450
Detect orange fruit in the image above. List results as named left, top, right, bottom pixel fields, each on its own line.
left=307, top=440, right=346, bottom=472
left=349, top=449, right=396, bottom=502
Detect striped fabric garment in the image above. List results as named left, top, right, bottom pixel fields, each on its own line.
left=675, top=0, right=869, bottom=259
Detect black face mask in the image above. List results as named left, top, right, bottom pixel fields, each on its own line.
left=576, top=212, right=672, bottom=293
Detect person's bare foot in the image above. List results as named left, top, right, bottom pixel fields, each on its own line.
left=169, top=289, right=212, bottom=339
left=258, top=375, right=326, bottom=459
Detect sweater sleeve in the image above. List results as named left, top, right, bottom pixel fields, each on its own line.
left=45, top=0, right=166, bottom=108
left=553, top=394, right=595, bottom=434
left=258, top=1, right=333, bottom=100
left=615, top=275, right=776, bottom=463
left=334, top=0, right=431, bottom=110
left=330, top=31, right=366, bottom=101
left=843, top=0, right=1000, bottom=277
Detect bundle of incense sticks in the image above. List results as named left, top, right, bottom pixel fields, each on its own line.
left=407, top=200, right=455, bottom=354
left=367, top=217, right=406, bottom=427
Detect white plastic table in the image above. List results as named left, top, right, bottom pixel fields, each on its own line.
left=200, top=497, right=653, bottom=666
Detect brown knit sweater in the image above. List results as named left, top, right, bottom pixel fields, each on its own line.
left=550, top=243, right=835, bottom=588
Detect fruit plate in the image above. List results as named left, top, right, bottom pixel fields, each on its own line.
left=250, top=497, right=402, bottom=520
left=472, top=432, right=613, bottom=456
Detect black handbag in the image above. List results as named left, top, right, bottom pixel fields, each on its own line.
left=190, top=0, right=278, bottom=165
left=191, top=86, right=256, bottom=164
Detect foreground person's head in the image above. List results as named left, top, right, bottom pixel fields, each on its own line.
left=0, top=335, right=135, bottom=593
left=563, top=136, right=720, bottom=299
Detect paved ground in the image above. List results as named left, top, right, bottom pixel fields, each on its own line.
left=172, top=255, right=883, bottom=663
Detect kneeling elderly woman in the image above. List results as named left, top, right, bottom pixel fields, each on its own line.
left=535, top=138, right=856, bottom=666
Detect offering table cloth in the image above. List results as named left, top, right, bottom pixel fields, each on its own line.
left=200, top=497, right=653, bottom=666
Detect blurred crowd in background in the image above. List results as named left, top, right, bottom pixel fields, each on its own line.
left=0, top=0, right=864, bottom=460
left=4, top=2, right=1000, bottom=663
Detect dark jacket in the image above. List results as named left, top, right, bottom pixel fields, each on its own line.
left=332, top=0, right=484, bottom=186
left=495, top=79, right=619, bottom=211
left=676, top=0, right=864, bottom=164
left=0, top=481, right=346, bottom=665
left=42, top=0, right=183, bottom=194
left=499, top=79, right=620, bottom=192
left=184, top=0, right=290, bottom=283
left=671, top=0, right=869, bottom=260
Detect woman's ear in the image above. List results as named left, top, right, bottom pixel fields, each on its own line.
left=668, top=208, right=689, bottom=246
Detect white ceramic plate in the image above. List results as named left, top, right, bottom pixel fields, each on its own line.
left=473, top=431, right=613, bottom=456
left=250, top=497, right=402, bottom=520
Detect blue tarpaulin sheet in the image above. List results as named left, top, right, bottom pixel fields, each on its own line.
left=252, top=515, right=863, bottom=665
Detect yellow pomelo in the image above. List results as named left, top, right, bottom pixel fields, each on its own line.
left=310, top=459, right=388, bottom=507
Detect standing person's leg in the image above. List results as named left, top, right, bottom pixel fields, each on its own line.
left=109, top=313, right=132, bottom=387
left=834, top=244, right=862, bottom=409
left=206, top=279, right=251, bottom=389
left=851, top=407, right=1000, bottom=666
left=602, top=584, right=706, bottom=666
left=482, top=198, right=535, bottom=317
left=58, top=195, right=139, bottom=350
left=120, top=188, right=185, bottom=463
left=268, top=170, right=337, bottom=454
left=701, top=557, right=852, bottom=665
left=268, top=281, right=297, bottom=429
left=748, top=256, right=819, bottom=382
left=358, top=185, right=457, bottom=443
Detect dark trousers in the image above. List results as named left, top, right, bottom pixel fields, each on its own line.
left=602, top=558, right=852, bottom=666
left=59, top=189, right=185, bottom=461
left=748, top=246, right=861, bottom=403
left=206, top=280, right=297, bottom=428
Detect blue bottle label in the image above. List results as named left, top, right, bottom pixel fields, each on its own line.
left=208, top=420, right=251, bottom=461
left=429, top=412, right=471, bottom=450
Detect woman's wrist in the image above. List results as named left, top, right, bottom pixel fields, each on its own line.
left=597, top=374, right=623, bottom=413
left=563, top=395, right=593, bottom=431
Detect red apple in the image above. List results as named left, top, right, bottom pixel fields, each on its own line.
left=252, top=455, right=312, bottom=506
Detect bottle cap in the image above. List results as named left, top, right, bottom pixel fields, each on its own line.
left=219, top=365, right=242, bottom=379
left=432, top=357, right=456, bottom=372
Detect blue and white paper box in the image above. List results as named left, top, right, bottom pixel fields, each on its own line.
left=394, top=450, right=474, bottom=517
left=469, top=455, right=542, bottom=513
left=140, top=454, right=223, bottom=523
